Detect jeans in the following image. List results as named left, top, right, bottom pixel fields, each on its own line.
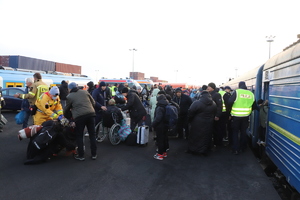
left=75, top=116, right=97, bottom=157
left=231, top=116, right=249, bottom=151
left=22, top=110, right=31, bottom=128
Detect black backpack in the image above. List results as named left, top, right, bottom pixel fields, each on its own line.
left=164, top=104, right=178, bottom=130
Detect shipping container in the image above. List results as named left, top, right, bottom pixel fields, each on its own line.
left=0, top=56, right=10, bottom=67
left=9, top=55, right=55, bottom=71
left=55, top=62, right=81, bottom=74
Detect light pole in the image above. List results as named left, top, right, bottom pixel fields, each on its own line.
left=129, top=48, right=137, bottom=72
left=266, top=35, right=275, bottom=59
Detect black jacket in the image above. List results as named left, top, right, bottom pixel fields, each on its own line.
left=103, top=105, right=123, bottom=127
left=152, top=95, right=168, bottom=129
left=59, top=81, right=69, bottom=100
left=209, top=90, right=222, bottom=118
left=121, top=90, right=147, bottom=121
left=173, top=93, right=192, bottom=116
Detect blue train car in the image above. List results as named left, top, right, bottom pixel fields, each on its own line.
left=263, top=41, right=300, bottom=194
left=222, top=38, right=300, bottom=195
left=0, top=67, right=92, bottom=88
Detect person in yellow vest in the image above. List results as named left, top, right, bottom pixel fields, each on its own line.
left=228, top=81, right=257, bottom=155
left=218, top=86, right=232, bottom=144
left=34, top=86, right=64, bottom=125
left=14, top=73, right=49, bottom=107
left=110, top=83, right=118, bottom=97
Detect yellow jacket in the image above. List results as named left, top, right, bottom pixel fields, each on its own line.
left=33, top=92, right=63, bottom=125
left=19, top=79, right=48, bottom=106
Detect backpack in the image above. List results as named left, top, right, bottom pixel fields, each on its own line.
left=164, top=104, right=178, bottom=130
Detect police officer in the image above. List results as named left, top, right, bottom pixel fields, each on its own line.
left=14, top=73, right=49, bottom=124
left=228, top=81, right=257, bottom=155
left=218, top=86, right=231, bottom=143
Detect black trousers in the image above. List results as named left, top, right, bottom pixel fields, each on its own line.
left=156, top=126, right=169, bottom=154
left=177, top=115, right=189, bottom=138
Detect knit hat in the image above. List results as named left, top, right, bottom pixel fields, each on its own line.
left=224, top=86, right=231, bottom=90
left=208, top=82, right=216, bottom=90
left=238, top=81, right=247, bottom=89
left=202, top=85, right=208, bottom=91
left=175, top=87, right=182, bottom=93
left=68, top=82, right=77, bottom=90
left=49, top=86, right=60, bottom=96
left=122, top=87, right=129, bottom=93
left=87, top=81, right=94, bottom=88
left=99, top=81, right=106, bottom=87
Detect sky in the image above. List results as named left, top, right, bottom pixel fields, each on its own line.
left=0, top=0, right=299, bottom=87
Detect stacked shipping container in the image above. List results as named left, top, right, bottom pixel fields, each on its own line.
left=130, top=72, right=144, bottom=80
left=0, top=56, right=10, bottom=67
left=0, top=55, right=81, bottom=74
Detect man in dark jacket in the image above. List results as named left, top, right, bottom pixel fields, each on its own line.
left=152, top=94, right=169, bottom=160
left=207, top=82, right=223, bottom=146
left=92, top=81, right=109, bottom=126
left=59, top=80, right=69, bottom=109
left=173, top=87, right=192, bottom=139
left=64, top=82, right=97, bottom=161
left=103, top=99, right=123, bottom=128
left=121, top=87, right=147, bottom=132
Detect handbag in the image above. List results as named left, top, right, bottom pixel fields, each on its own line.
left=15, top=110, right=26, bottom=125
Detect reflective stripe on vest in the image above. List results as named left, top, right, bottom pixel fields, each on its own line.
left=219, top=91, right=226, bottom=112
left=36, top=85, right=49, bottom=101
left=231, top=89, right=254, bottom=117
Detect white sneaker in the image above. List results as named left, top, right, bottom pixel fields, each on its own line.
left=84, top=133, right=89, bottom=137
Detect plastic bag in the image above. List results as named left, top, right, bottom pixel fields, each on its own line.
left=15, top=110, right=26, bottom=125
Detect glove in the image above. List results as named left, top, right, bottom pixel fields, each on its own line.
left=57, top=115, right=64, bottom=121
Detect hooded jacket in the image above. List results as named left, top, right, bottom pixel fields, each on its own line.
left=121, top=89, right=147, bottom=120
left=59, top=81, right=69, bottom=100
left=64, top=87, right=96, bottom=121
left=152, top=94, right=169, bottom=129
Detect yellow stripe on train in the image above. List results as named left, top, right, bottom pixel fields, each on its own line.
left=269, top=121, right=300, bottom=146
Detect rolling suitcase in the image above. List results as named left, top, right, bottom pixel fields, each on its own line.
left=137, top=126, right=149, bottom=145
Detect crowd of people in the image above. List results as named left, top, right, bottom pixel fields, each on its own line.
left=5, top=72, right=268, bottom=164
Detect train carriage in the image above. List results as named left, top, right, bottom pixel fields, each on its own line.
left=222, top=37, right=300, bottom=196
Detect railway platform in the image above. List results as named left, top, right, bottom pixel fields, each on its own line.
left=0, top=111, right=281, bottom=200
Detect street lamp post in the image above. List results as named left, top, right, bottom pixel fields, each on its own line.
left=266, top=35, right=275, bottom=59
left=129, top=48, right=137, bottom=72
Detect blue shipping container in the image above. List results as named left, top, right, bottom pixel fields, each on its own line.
left=9, top=55, right=55, bottom=71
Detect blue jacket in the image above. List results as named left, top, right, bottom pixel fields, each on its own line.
left=92, top=87, right=107, bottom=111
left=21, top=87, right=30, bottom=111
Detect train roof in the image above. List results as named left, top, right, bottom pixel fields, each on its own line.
left=264, top=40, right=300, bottom=70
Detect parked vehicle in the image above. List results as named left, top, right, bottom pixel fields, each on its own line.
left=99, top=78, right=141, bottom=89
left=1, top=87, right=25, bottom=111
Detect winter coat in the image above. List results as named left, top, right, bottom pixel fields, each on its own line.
left=149, top=88, right=160, bottom=122
left=92, top=87, right=108, bottom=111
left=34, top=92, right=63, bottom=125
left=103, top=105, right=123, bottom=128
left=152, top=95, right=169, bottom=130
left=59, top=81, right=69, bottom=100
left=173, top=93, right=192, bottom=116
left=64, top=88, right=96, bottom=121
left=188, top=91, right=217, bottom=154
left=209, top=90, right=222, bottom=118
left=121, top=89, right=147, bottom=121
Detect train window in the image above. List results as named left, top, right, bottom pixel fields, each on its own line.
left=6, top=82, right=24, bottom=87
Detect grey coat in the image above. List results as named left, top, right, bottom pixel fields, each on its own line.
left=64, top=88, right=96, bottom=121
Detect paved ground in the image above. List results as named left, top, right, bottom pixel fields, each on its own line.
left=0, top=111, right=281, bottom=200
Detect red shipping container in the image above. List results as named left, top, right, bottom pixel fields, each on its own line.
left=55, top=62, right=81, bottom=74
left=0, top=56, right=10, bottom=67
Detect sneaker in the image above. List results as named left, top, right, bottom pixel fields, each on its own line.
left=91, top=155, right=97, bottom=160
left=162, top=152, right=167, bottom=158
left=74, top=154, right=85, bottom=161
left=223, top=138, right=228, bottom=142
left=153, top=153, right=163, bottom=160
left=166, top=148, right=169, bottom=152
left=85, top=133, right=89, bottom=137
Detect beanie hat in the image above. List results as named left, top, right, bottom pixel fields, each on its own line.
left=49, top=86, right=60, bottom=96
left=238, top=81, right=247, bottom=89
left=122, top=87, right=129, bottom=93
left=99, top=81, right=106, bottom=87
left=68, top=82, right=77, bottom=90
left=208, top=82, right=216, bottom=90
left=87, top=81, right=94, bottom=88
left=158, top=90, right=166, bottom=95
left=175, top=87, right=182, bottom=93
left=224, top=86, right=231, bottom=90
